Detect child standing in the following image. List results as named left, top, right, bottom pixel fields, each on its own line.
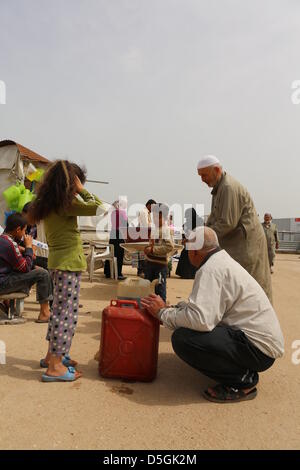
left=144, top=203, right=174, bottom=302
left=31, top=160, right=102, bottom=382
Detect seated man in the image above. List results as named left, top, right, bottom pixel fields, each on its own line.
left=0, top=213, right=52, bottom=322
left=141, top=226, right=284, bottom=403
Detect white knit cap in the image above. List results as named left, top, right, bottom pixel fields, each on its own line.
left=197, top=155, right=220, bottom=170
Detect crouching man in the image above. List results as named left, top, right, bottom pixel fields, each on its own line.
left=141, top=226, right=284, bottom=403
left=0, top=213, right=52, bottom=322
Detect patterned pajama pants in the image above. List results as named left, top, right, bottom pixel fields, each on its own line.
left=46, top=270, right=81, bottom=356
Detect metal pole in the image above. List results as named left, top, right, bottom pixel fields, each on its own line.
left=86, top=179, right=109, bottom=184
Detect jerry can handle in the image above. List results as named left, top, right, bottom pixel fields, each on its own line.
left=110, top=299, right=139, bottom=309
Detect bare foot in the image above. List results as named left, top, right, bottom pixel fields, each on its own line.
left=37, top=314, right=50, bottom=322
left=65, top=358, right=78, bottom=367
left=45, top=364, right=82, bottom=379
left=42, top=358, right=78, bottom=367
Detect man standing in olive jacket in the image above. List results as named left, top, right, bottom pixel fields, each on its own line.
left=262, top=213, right=279, bottom=274
left=197, top=155, right=272, bottom=303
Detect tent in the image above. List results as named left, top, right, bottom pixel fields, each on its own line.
left=0, top=140, right=50, bottom=223
left=0, top=140, right=109, bottom=239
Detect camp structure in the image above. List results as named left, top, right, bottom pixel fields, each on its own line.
left=0, top=140, right=50, bottom=223
left=0, top=140, right=109, bottom=240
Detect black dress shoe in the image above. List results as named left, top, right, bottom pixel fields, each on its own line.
left=118, top=276, right=127, bottom=281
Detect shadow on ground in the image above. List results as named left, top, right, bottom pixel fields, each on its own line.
left=0, top=356, right=45, bottom=382
left=86, top=353, right=214, bottom=406
left=0, top=352, right=213, bottom=406
left=80, top=279, right=118, bottom=303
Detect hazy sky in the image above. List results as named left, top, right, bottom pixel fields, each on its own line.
left=1, top=0, right=300, bottom=218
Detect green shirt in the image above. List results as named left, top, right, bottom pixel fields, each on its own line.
left=44, top=189, right=102, bottom=272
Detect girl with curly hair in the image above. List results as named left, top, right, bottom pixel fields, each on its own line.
left=31, top=160, right=102, bottom=382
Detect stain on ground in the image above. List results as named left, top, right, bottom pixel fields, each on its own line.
left=71, top=382, right=81, bottom=389
left=111, top=385, right=134, bottom=395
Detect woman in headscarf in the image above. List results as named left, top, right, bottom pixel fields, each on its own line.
left=175, top=207, right=203, bottom=279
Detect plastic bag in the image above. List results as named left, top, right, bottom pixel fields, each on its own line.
left=17, top=189, right=35, bottom=212
left=26, top=163, right=44, bottom=182
left=27, top=168, right=44, bottom=182
left=2, top=183, right=35, bottom=211
left=3, top=184, right=22, bottom=211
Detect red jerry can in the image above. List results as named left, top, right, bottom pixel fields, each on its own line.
left=99, top=299, right=160, bottom=382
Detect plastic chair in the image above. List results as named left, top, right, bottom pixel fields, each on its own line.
left=89, top=243, right=118, bottom=282
left=0, top=292, right=28, bottom=324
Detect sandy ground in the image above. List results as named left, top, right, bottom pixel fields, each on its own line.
left=0, top=253, right=299, bottom=450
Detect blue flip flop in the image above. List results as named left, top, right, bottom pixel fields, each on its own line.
left=39, top=355, right=75, bottom=368
left=42, top=366, right=79, bottom=382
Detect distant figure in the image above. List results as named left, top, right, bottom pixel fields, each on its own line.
left=262, top=213, right=279, bottom=274
left=137, top=199, right=156, bottom=277
left=167, top=213, right=175, bottom=277
left=142, top=227, right=284, bottom=404
left=21, top=202, right=53, bottom=313
left=138, top=199, right=156, bottom=231
left=144, top=203, right=174, bottom=301
left=197, top=155, right=272, bottom=303
left=176, top=208, right=203, bottom=279
left=104, top=200, right=128, bottom=281
left=22, top=202, right=48, bottom=270
left=168, top=214, right=175, bottom=232
left=21, top=202, right=37, bottom=238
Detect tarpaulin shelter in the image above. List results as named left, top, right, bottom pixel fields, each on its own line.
left=0, top=140, right=50, bottom=223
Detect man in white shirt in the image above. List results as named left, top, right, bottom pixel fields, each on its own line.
left=137, top=199, right=156, bottom=277
left=138, top=199, right=156, bottom=230
left=141, top=227, right=284, bottom=403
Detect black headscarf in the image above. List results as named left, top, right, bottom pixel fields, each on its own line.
left=183, top=207, right=203, bottom=237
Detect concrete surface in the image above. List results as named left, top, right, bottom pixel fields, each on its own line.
left=0, top=254, right=299, bottom=450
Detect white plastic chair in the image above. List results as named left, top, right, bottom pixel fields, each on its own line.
left=89, top=243, right=118, bottom=282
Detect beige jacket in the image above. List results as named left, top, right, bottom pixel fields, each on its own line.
left=262, top=222, right=278, bottom=250
left=206, top=172, right=272, bottom=303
